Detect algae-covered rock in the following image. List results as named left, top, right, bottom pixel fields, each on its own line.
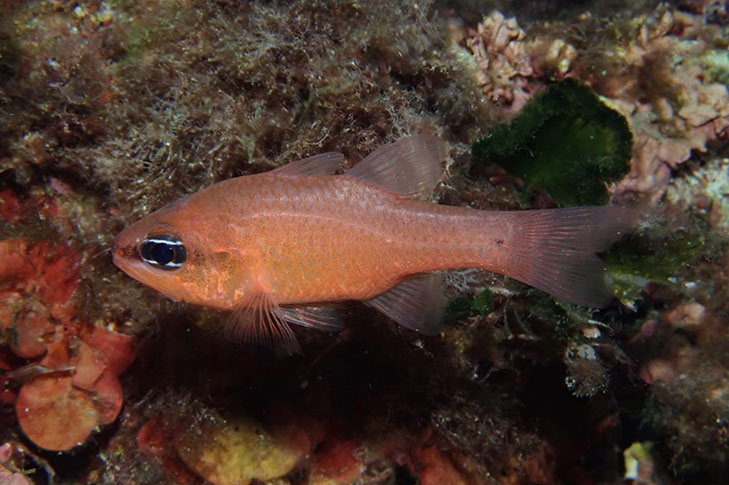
left=175, top=413, right=306, bottom=485
left=472, top=79, right=632, bottom=206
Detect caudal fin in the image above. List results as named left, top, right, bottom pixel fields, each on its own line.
left=505, top=206, right=637, bottom=307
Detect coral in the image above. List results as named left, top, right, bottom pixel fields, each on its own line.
left=575, top=6, right=729, bottom=201
left=462, top=11, right=537, bottom=115
left=472, top=79, right=632, bottom=206
left=10, top=325, right=135, bottom=451
left=664, top=156, right=729, bottom=230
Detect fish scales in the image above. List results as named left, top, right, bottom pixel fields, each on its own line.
left=201, top=174, right=510, bottom=304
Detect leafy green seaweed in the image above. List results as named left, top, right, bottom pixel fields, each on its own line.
left=605, top=226, right=706, bottom=305
left=444, top=289, right=493, bottom=323
left=472, top=79, right=632, bottom=206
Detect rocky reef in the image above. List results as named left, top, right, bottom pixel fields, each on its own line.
left=1, top=0, right=728, bottom=484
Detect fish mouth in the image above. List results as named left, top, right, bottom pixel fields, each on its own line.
left=110, top=231, right=144, bottom=276
left=111, top=237, right=137, bottom=265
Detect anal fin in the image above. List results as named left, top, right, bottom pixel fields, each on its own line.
left=365, top=273, right=446, bottom=335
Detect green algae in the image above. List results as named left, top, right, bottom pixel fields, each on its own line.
left=445, top=288, right=494, bottom=323
left=472, top=79, right=632, bottom=206
left=605, top=226, right=706, bottom=305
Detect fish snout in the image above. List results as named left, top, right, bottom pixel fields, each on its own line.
left=111, top=231, right=139, bottom=268
left=111, top=235, right=124, bottom=268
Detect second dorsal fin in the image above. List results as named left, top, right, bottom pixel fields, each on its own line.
left=346, top=134, right=447, bottom=198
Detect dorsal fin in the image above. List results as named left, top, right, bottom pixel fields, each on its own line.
left=272, top=152, right=344, bottom=177
left=365, top=273, right=446, bottom=335
left=346, top=134, right=447, bottom=198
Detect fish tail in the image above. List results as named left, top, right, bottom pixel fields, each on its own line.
left=498, top=206, right=637, bottom=307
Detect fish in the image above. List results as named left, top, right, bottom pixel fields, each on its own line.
left=112, top=134, right=636, bottom=353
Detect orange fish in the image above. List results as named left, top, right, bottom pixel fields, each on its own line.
left=113, top=135, right=635, bottom=353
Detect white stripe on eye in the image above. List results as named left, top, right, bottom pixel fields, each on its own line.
left=145, top=238, right=184, bottom=246
left=141, top=257, right=183, bottom=268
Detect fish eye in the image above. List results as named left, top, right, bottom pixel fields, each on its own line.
left=139, top=234, right=187, bottom=270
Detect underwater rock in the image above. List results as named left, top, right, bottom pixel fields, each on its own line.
left=623, top=442, right=658, bottom=484
left=175, top=413, right=307, bottom=485
left=472, top=79, right=632, bottom=206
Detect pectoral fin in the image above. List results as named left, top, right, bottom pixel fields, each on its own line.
left=226, top=287, right=301, bottom=355
left=365, top=273, right=446, bottom=335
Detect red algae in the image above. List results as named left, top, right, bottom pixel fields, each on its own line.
left=16, top=376, right=98, bottom=452
left=0, top=190, right=23, bottom=224
left=70, top=341, right=106, bottom=392
left=310, top=439, right=363, bottom=484
left=1, top=234, right=136, bottom=451
left=137, top=417, right=201, bottom=484
left=8, top=301, right=55, bottom=359
left=92, top=369, right=124, bottom=425
left=81, top=326, right=137, bottom=376
left=0, top=239, right=33, bottom=281
left=415, top=443, right=469, bottom=485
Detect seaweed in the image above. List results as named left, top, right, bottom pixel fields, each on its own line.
left=472, top=79, right=632, bottom=206
left=444, top=288, right=493, bottom=323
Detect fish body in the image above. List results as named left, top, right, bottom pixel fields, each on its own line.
left=113, top=135, right=635, bottom=352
